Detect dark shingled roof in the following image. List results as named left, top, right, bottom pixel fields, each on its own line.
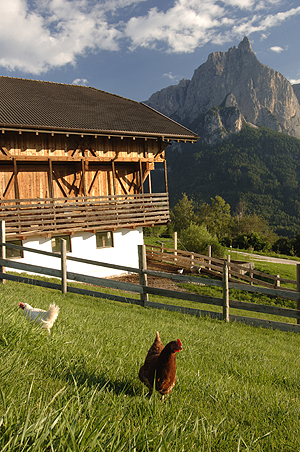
left=0, top=76, right=198, bottom=141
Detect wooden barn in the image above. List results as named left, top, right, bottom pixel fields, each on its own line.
left=0, top=76, right=198, bottom=277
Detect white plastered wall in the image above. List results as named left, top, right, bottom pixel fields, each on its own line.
left=11, top=227, right=144, bottom=279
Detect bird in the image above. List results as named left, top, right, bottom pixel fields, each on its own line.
left=19, top=302, right=60, bottom=334
left=139, top=331, right=182, bottom=398
left=177, top=268, right=184, bottom=274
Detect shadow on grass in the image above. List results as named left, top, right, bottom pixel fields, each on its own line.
left=59, top=367, right=141, bottom=397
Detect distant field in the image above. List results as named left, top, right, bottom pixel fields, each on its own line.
left=1, top=278, right=300, bottom=451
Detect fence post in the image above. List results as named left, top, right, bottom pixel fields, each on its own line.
left=0, top=220, right=6, bottom=284
left=160, top=242, right=164, bottom=262
left=61, top=239, right=67, bottom=294
left=275, top=274, right=280, bottom=288
left=227, top=254, right=231, bottom=279
left=208, top=245, right=211, bottom=271
left=190, top=253, right=194, bottom=267
left=174, top=231, right=177, bottom=262
left=138, top=244, right=149, bottom=306
left=222, top=260, right=229, bottom=322
left=297, top=264, right=300, bottom=325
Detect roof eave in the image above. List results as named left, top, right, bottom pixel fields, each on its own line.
left=0, top=124, right=199, bottom=142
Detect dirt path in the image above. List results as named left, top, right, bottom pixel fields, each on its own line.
left=229, top=250, right=299, bottom=265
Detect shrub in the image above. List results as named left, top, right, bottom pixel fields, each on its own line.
left=180, top=223, right=225, bottom=257
left=232, top=232, right=271, bottom=252
left=272, top=237, right=293, bottom=255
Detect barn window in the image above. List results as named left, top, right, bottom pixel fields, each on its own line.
left=51, top=235, right=71, bottom=253
left=6, top=240, right=24, bottom=259
left=96, top=231, right=113, bottom=248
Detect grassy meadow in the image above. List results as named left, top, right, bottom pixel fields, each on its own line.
left=1, top=277, right=300, bottom=451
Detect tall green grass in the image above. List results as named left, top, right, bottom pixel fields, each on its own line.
left=1, top=279, right=300, bottom=451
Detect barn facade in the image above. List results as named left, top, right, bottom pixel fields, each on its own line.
left=0, top=76, right=198, bottom=276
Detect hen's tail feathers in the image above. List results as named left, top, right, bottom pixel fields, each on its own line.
left=42, top=304, right=60, bottom=333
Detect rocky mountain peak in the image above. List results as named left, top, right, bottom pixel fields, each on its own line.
left=145, top=37, right=300, bottom=144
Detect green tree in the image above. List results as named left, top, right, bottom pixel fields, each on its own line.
left=197, top=195, right=231, bottom=239
left=170, top=193, right=197, bottom=234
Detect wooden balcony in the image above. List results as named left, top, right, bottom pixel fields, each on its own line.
left=0, top=193, right=169, bottom=239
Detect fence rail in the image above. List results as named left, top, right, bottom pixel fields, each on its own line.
left=1, top=235, right=300, bottom=334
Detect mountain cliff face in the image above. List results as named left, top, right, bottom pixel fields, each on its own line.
left=145, top=37, right=300, bottom=144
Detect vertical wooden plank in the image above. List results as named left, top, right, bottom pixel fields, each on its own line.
left=81, top=158, right=87, bottom=196
left=139, top=160, right=144, bottom=194
left=48, top=158, right=54, bottom=198
left=148, top=170, right=152, bottom=194
left=222, top=260, right=229, bottom=322
left=297, top=264, right=300, bottom=325
left=13, top=158, right=20, bottom=200
left=111, top=160, right=116, bottom=195
left=138, top=244, right=149, bottom=306
left=0, top=220, right=6, bottom=284
left=61, top=239, right=67, bottom=294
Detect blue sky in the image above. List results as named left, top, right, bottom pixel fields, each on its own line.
left=0, top=0, right=299, bottom=102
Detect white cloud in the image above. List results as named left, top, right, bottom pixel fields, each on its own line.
left=270, top=46, right=284, bottom=53
left=163, top=72, right=180, bottom=82
left=0, top=0, right=299, bottom=74
left=0, top=0, right=122, bottom=73
left=72, top=78, right=88, bottom=85
left=290, top=79, right=300, bottom=85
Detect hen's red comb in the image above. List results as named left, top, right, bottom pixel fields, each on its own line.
left=177, top=339, right=182, bottom=347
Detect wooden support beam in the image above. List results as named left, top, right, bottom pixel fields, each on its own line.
left=13, top=158, right=20, bottom=200
left=111, top=160, right=116, bottom=195
left=48, top=158, right=54, bottom=198
left=164, top=159, right=168, bottom=193
left=81, top=158, right=87, bottom=197
left=139, top=160, right=144, bottom=194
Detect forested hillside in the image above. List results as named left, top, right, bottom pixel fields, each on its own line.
left=160, top=125, right=300, bottom=237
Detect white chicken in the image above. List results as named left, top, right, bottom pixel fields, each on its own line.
left=19, top=302, right=60, bottom=334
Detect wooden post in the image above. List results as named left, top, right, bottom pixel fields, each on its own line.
left=227, top=254, right=231, bottom=279
left=148, top=171, right=152, bottom=194
left=163, top=160, right=168, bottom=193
left=208, top=245, right=211, bottom=271
left=139, top=160, right=144, bottom=194
left=297, top=264, right=300, bottom=325
left=250, top=269, right=254, bottom=286
left=0, top=220, right=6, bottom=284
left=111, top=160, right=116, bottom=196
left=138, top=244, right=149, bottom=306
left=160, top=242, right=164, bottom=262
left=61, top=239, right=67, bottom=294
left=174, top=231, right=177, bottom=262
left=222, top=260, right=229, bottom=322
left=81, top=158, right=87, bottom=197
left=190, top=253, right=194, bottom=267
left=275, top=274, right=280, bottom=288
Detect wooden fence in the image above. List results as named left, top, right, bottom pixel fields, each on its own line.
left=1, top=236, right=300, bottom=334
left=146, top=244, right=297, bottom=289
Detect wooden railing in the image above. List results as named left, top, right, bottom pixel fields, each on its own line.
left=145, top=244, right=298, bottom=290
left=0, top=193, right=169, bottom=239
left=1, top=241, right=300, bottom=333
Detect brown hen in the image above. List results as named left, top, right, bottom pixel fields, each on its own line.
left=139, top=331, right=182, bottom=397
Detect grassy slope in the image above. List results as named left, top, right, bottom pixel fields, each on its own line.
left=1, top=279, right=300, bottom=451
